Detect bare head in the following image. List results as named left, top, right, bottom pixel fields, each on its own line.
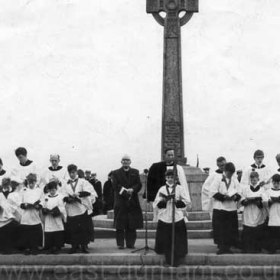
left=50, top=154, right=60, bottom=168
left=164, top=149, right=175, bottom=164
left=121, top=155, right=131, bottom=170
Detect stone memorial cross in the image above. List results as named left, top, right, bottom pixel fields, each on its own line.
left=146, top=0, right=198, bottom=163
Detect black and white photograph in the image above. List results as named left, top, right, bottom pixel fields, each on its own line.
left=1, top=0, right=280, bottom=279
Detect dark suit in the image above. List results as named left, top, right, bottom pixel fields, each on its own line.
left=112, top=167, right=143, bottom=247
left=147, top=161, right=169, bottom=202
left=88, top=179, right=103, bottom=216
left=103, top=179, right=114, bottom=213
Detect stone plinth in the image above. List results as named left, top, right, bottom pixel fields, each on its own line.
left=138, top=167, right=207, bottom=212
left=183, top=166, right=208, bottom=211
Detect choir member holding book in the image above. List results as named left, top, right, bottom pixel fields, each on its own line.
left=240, top=171, right=268, bottom=253
left=153, top=169, right=191, bottom=266
left=210, top=162, right=242, bottom=254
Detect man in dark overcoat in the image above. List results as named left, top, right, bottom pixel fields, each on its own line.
left=102, top=171, right=114, bottom=213
left=112, top=155, right=143, bottom=249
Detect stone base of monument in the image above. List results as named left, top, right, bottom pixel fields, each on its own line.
left=94, top=166, right=218, bottom=239
left=1, top=253, right=280, bottom=279
left=94, top=211, right=243, bottom=239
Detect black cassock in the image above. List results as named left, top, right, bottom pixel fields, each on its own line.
left=103, top=179, right=114, bottom=213
left=112, top=168, right=143, bottom=230
left=147, top=161, right=170, bottom=202
left=88, top=179, right=103, bottom=216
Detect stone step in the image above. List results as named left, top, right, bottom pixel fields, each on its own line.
left=107, top=210, right=211, bottom=221
left=2, top=253, right=280, bottom=266
left=95, top=218, right=213, bottom=230
left=95, top=216, right=243, bottom=231
left=95, top=227, right=212, bottom=239
left=1, top=264, right=280, bottom=279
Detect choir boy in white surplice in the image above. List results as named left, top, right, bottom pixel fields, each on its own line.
left=0, top=178, right=20, bottom=253
left=210, top=162, right=242, bottom=255
left=147, top=149, right=191, bottom=222
left=154, top=169, right=191, bottom=267
left=240, top=150, right=272, bottom=189
left=41, top=154, right=68, bottom=192
left=62, top=164, right=97, bottom=254
left=11, top=147, right=39, bottom=185
left=42, top=181, right=66, bottom=254
left=240, top=171, right=268, bottom=253
left=19, top=173, right=44, bottom=255
left=266, top=174, right=280, bottom=253
left=201, top=157, right=226, bottom=212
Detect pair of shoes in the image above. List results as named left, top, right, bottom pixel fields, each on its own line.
left=268, top=250, right=276, bottom=254
left=31, top=249, right=39, bottom=255
left=81, top=246, right=89, bottom=254
left=126, top=245, right=135, bottom=249
left=50, top=247, right=59, bottom=254
left=24, top=249, right=31, bottom=255
left=118, top=246, right=125, bottom=250
left=217, top=249, right=233, bottom=255
left=69, top=247, right=78, bottom=254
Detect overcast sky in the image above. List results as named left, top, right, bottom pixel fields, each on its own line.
left=1, top=0, right=280, bottom=181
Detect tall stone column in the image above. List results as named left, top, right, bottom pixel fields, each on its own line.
left=147, top=1, right=208, bottom=211
left=146, top=0, right=198, bottom=163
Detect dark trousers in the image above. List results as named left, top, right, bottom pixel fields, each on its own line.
left=266, top=226, right=280, bottom=252
left=155, top=219, right=188, bottom=266
left=242, top=224, right=265, bottom=253
left=116, top=228, right=136, bottom=247
left=212, top=209, right=239, bottom=250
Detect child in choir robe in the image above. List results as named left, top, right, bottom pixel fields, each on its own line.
left=201, top=156, right=226, bottom=212
left=11, top=147, right=39, bottom=185
left=210, top=162, right=242, bottom=254
left=154, top=169, right=191, bottom=267
left=0, top=178, right=20, bottom=254
left=19, top=173, right=43, bottom=255
left=62, top=164, right=97, bottom=254
left=240, top=150, right=271, bottom=188
left=240, top=171, right=268, bottom=253
left=42, top=181, right=66, bottom=254
left=266, top=174, right=280, bottom=254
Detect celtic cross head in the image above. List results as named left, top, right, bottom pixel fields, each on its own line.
left=146, top=0, right=198, bottom=26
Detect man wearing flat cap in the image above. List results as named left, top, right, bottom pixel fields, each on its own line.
left=111, top=155, right=143, bottom=249
left=240, top=150, right=272, bottom=187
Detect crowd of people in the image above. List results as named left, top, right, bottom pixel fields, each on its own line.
left=2, top=146, right=280, bottom=267
left=202, top=150, right=280, bottom=255
left=0, top=147, right=115, bottom=255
